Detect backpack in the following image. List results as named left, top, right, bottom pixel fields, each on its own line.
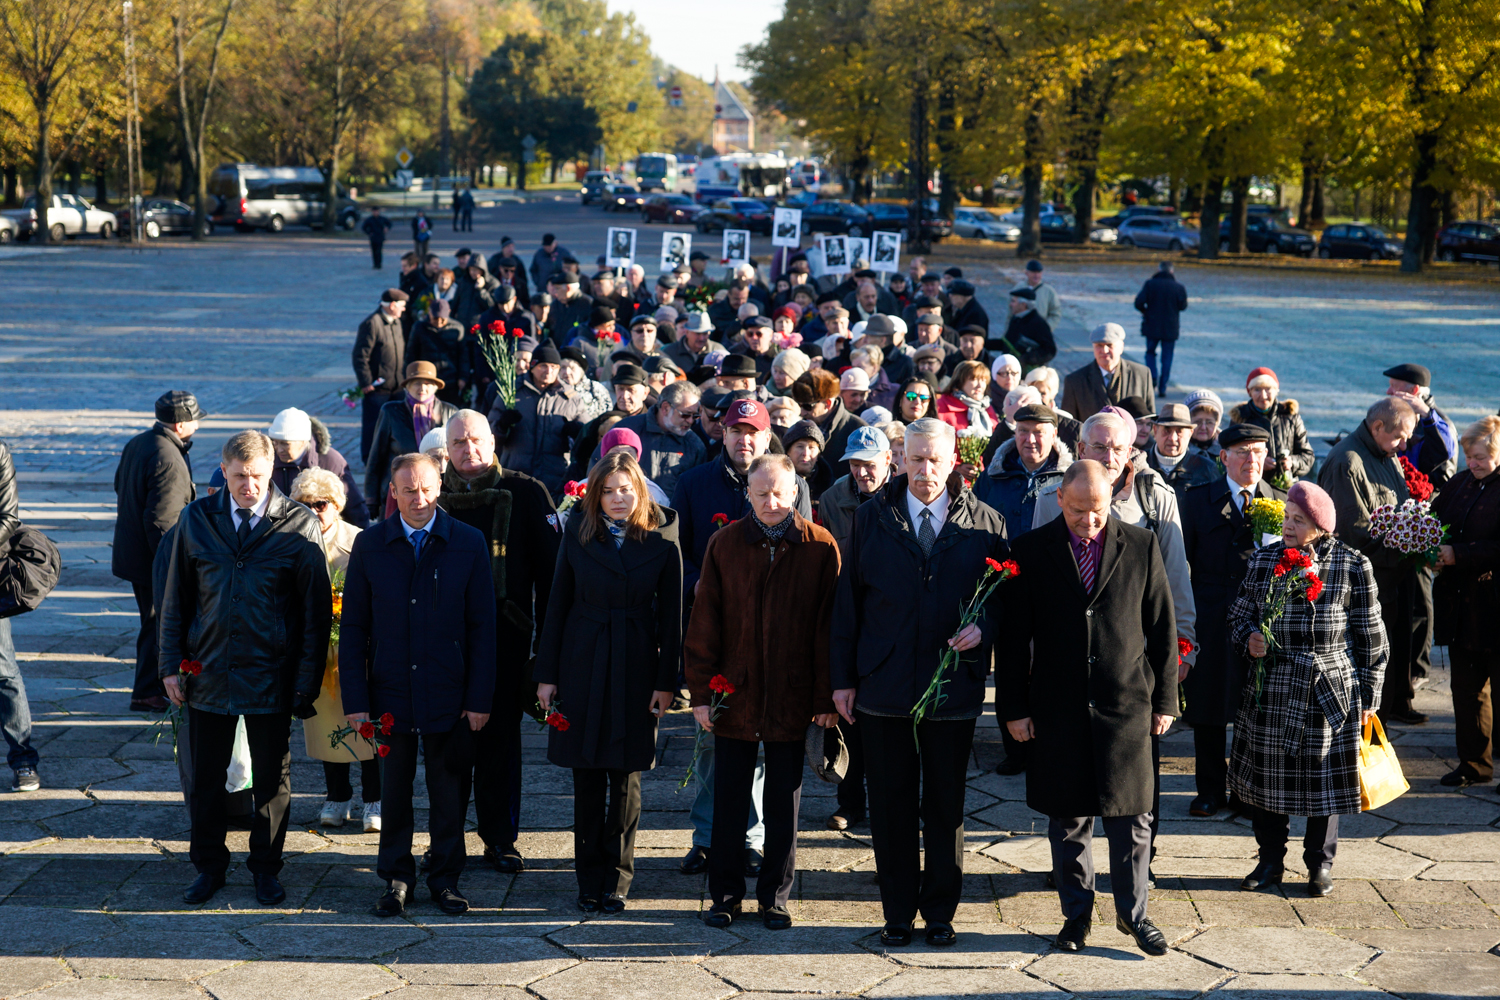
left=0, top=524, right=61, bottom=619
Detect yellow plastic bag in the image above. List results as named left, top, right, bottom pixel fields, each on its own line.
left=1359, top=715, right=1409, bottom=811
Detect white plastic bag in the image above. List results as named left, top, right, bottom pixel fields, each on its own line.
left=225, top=716, right=253, bottom=793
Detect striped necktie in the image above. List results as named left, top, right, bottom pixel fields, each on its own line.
left=1078, top=539, right=1096, bottom=593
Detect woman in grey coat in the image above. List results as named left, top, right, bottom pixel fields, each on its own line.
left=1228, top=481, right=1387, bottom=899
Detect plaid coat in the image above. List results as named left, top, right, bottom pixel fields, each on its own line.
left=1227, top=537, right=1388, bottom=816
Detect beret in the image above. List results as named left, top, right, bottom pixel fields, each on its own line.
left=1218, top=423, right=1272, bottom=448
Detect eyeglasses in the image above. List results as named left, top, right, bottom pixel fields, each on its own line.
left=903, top=391, right=932, bottom=402
left=306, top=500, right=334, bottom=512
left=677, top=409, right=700, bottom=421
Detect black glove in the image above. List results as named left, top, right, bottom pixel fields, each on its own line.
left=291, top=695, right=318, bottom=720
left=496, top=408, right=523, bottom=440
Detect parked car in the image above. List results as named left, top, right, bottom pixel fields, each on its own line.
left=1219, top=216, right=1316, bottom=255
left=0, top=215, right=17, bottom=244
left=579, top=171, right=617, bottom=205
left=780, top=190, right=821, bottom=210
left=1090, top=225, right=1119, bottom=243
left=114, top=198, right=211, bottom=239
left=1317, top=223, right=1404, bottom=260
left=952, top=207, right=1020, bottom=241
left=696, top=198, right=774, bottom=234
left=1096, top=205, right=1177, bottom=229
left=1038, top=213, right=1079, bottom=243
left=1117, top=216, right=1200, bottom=251
left=798, top=199, right=871, bottom=236
left=641, top=193, right=705, bottom=226
left=5, top=193, right=116, bottom=241
left=1436, top=221, right=1500, bottom=264
left=604, top=184, right=646, bottom=212
left=997, top=203, right=1068, bottom=226
left=863, top=202, right=953, bottom=241
left=208, top=164, right=358, bottom=232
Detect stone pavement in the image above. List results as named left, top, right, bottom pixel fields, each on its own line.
left=2, top=221, right=1500, bottom=998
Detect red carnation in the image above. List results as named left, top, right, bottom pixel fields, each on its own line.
left=377, top=744, right=390, bottom=757
left=358, top=721, right=376, bottom=739
left=564, top=481, right=585, bottom=498
left=1177, top=637, right=1193, bottom=665
left=986, top=557, right=1003, bottom=572
left=469, top=324, right=479, bottom=335
left=1305, top=574, right=1324, bottom=601
left=1000, top=559, right=1019, bottom=576
left=179, top=659, right=203, bottom=676
left=709, top=674, right=735, bottom=695
left=547, top=711, right=570, bottom=732
left=711, top=512, right=729, bottom=526
left=1272, top=563, right=1288, bottom=577
left=1399, top=456, right=1434, bottom=502
left=489, top=320, right=505, bottom=335
left=380, top=712, right=394, bottom=728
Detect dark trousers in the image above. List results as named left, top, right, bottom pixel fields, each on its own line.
left=360, top=389, right=395, bottom=465
left=379, top=728, right=471, bottom=891
left=710, top=736, right=803, bottom=910
left=474, top=701, right=523, bottom=849
left=834, top=720, right=866, bottom=815
left=1149, top=733, right=1161, bottom=859
left=175, top=709, right=252, bottom=821
left=460, top=209, right=473, bottom=231
left=1450, top=646, right=1498, bottom=780
left=186, top=708, right=291, bottom=876
left=1374, top=567, right=1416, bottom=716
left=859, top=711, right=975, bottom=926
left=1251, top=808, right=1338, bottom=871
left=1144, top=337, right=1175, bottom=391
left=369, top=240, right=384, bottom=269
left=1412, top=566, right=1434, bottom=681
left=130, top=580, right=164, bottom=701
left=1193, top=724, right=1229, bottom=802
left=573, top=768, right=641, bottom=897
left=324, top=759, right=382, bottom=802
left=1049, top=813, right=1152, bottom=923
left=1000, top=720, right=1029, bottom=770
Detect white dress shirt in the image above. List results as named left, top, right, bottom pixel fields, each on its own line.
left=905, top=486, right=952, bottom=538
left=1226, top=475, right=1256, bottom=514
left=230, top=489, right=272, bottom=532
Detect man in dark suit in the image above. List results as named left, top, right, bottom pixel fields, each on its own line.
left=1133, top=261, right=1188, bottom=396
left=831, top=418, right=1009, bottom=949
left=1179, top=424, right=1286, bottom=817
left=340, top=452, right=497, bottom=918
left=1002, top=460, right=1177, bottom=957
left=1059, top=323, right=1156, bottom=422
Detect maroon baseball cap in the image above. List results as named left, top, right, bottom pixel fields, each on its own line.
left=724, top=398, right=770, bottom=432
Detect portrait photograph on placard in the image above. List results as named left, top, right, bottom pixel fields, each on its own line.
left=722, top=229, right=750, bottom=264
left=846, top=236, right=869, bottom=268
left=660, top=231, right=691, bottom=271
left=871, top=230, right=902, bottom=272
left=606, top=227, right=636, bottom=268
left=820, top=235, right=849, bottom=273
left=772, top=207, right=802, bottom=247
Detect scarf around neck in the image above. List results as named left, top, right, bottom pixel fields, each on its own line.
left=408, top=393, right=439, bottom=443
left=953, top=389, right=996, bottom=437
left=604, top=515, right=629, bottom=548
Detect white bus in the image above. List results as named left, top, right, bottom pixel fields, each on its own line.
left=635, top=153, right=680, bottom=192
left=691, top=152, right=790, bottom=203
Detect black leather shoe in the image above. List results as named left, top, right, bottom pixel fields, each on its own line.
left=601, top=893, right=627, bottom=913
left=577, top=895, right=601, bottom=912
left=925, top=922, right=957, bottom=947
left=1441, top=766, right=1485, bottom=788
left=183, top=872, right=225, bottom=904
left=253, top=873, right=286, bottom=906
left=680, top=846, right=710, bottom=874
left=433, top=887, right=469, bottom=914
left=375, top=883, right=407, bottom=917
left=704, top=902, right=741, bottom=928
left=484, top=844, right=525, bottom=873
left=418, top=849, right=432, bottom=873
left=994, top=755, right=1026, bottom=776
left=1044, top=870, right=1056, bottom=889
left=1055, top=913, right=1091, bottom=951
left=1116, top=915, right=1168, bottom=956
left=1307, top=867, right=1333, bottom=897
left=1382, top=709, right=1429, bottom=726
left=1188, top=794, right=1223, bottom=817
left=1240, top=860, right=1285, bottom=892
left=880, top=921, right=913, bottom=946
left=762, top=905, right=793, bottom=930
left=826, top=807, right=864, bottom=830
left=744, top=848, right=763, bottom=877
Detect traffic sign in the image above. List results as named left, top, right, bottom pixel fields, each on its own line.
left=522, top=134, right=537, bottom=150
left=396, top=147, right=412, bottom=168
left=669, top=86, right=683, bottom=107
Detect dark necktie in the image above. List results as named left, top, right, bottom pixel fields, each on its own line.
left=917, top=508, right=936, bottom=557
left=1079, top=540, right=1096, bottom=593
left=235, top=508, right=252, bottom=546
left=410, top=528, right=427, bottom=562
left=1240, top=489, right=1252, bottom=517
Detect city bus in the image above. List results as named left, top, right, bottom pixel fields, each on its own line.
left=635, top=153, right=680, bottom=192
left=691, top=153, right=790, bottom=204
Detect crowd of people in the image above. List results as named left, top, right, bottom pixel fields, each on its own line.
left=0, top=229, right=1474, bottom=958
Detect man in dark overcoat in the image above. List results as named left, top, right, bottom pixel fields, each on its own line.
left=1001, top=460, right=1177, bottom=957
left=114, top=390, right=205, bottom=711
left=340, top=452, right=497, bottom=918
left=351, top=289, right=409, bottom=463
left=1133, top=261, right=1188, bottom=396
left=831, top=418, right=1009, bottom=949
left=438, top=411, right=559, bottom=874
left=1179, top=425, right=1286, bottom=816
left=1058, top=324, right=1155, bottom=422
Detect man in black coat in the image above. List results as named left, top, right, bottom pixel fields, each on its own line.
left=946, top=279, right=989, bottom=335
left=340, top=452, right=496, bottom=917
left=1002, top=461, right=1177, bottom=957
left=995, top=287, right=1055, bottom=368
left=352, top=289, right=410, bottom=462
left=158, top=431, right=331, bottom=908
left=831, top=418, right=1009, bottom=949
left=361, top=206, right=392, bottom=269
left=114, top=390, right=205, bottom=712
left=487, top=238, right=532, bottom=308
left=1179, top=424, right=1286, bottom=816
left=1059, top=323, right=1156, bottom=422
left=1133, top=261, right=1188, bottom=397
left=437, top=411, right=558, bottom=875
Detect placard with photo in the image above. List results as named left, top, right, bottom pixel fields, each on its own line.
left=846, top=236, right=869, bottom=268
left=606, top=227, right=636, bottom=268
left=820, top=235, right=849, bottom=274
left=871, top=230, right=902, bottom=272
left=772, top=207, right=802, bottom=247
left=722, top=229, right=751, bottom=264
left=660, top=231, right=692, bottom=271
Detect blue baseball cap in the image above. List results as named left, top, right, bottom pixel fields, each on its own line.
left=841, top=425, right=891, bottom=462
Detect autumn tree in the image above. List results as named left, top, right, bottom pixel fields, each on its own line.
left=172, top=0, right=238, bottom=239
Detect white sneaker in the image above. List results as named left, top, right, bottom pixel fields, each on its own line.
left=319, top=799, right=352, bottom=827
left=363, top=801, right=382, bottom=833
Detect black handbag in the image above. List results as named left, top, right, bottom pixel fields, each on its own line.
left=0, top=524, right=61, bottom=619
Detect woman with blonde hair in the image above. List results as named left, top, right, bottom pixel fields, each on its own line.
left=534, top=451, right=682, bottom=914
left=289, top=468, right=380, bottom=832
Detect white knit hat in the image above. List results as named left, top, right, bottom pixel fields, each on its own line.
left=266, top=408, right=312, bottom=442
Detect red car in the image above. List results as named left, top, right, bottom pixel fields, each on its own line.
left=640, top=193, right=705, bottom=226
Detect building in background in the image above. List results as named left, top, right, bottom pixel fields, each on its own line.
left=712, top=76, right=754, bottom=154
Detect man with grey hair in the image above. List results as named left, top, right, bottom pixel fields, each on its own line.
left=663, top=312, right=726, bottom=374
left=159, top=429, right=331, bottom=907
left=596, top=380, right=707, bottom=495
left=831, top=417, right=1010, bottom=948
left=1059, top=323, right=1155, bottom=421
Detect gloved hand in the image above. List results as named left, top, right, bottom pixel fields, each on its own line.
left=291, top=695, right=319, bottom=720
left=495, top=408, right=523, bottom=441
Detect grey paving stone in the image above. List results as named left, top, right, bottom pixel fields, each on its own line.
left=859, top=922, right=1041, bottom=968
left=1371, top=793, right=1500, bottom=827
left=385, top=936, right=577, bottom=986
left=1206, top=973, right=1390, bottom=998
left=239, top=913, right=429, bottom=958
left=547, top=916, right=738, bottom=960
left=1419, top=861, right=1500, bottom=881
left=1024, top=944, right=1223, bottom=997
left=863, top=967, right=1068, bottom=998
left=0, top=905, right=119, bottom=954
left=1177, top=926, right=1376, bottom=974
left=28, top=757, right=134, bottom=790
left=1153, top=822, right=1259, bottom=859
left=530, top=961, right=734, bottom=1000
left=1, top=787, right=96, bottom=822
left=706, top=925, right=898, bottom=992
left=381, top=989, right=531, bottom=1000
left=968, top=802, right=1051, bottom=836
left=1360, top=950, right=1500, bottom=1000
left=65, top=928, right=256, bottom=979
left=32, top=980, right=204, bottom=1000
left=1382, top=826, right=1500, bottom=863
left=0, top=956, right=74, bottom=996
left=0, top=821, right=52, bottom=852
left=88, top=763, right=186, bottom=803
left=1337, top=928, right=1500, bottom=952
left=40, top=804, right=187, bottom=840
left=200, top=959, right=401, bottom=1000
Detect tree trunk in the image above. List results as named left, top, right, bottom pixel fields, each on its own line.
left=515, top=156, right=527, bottom=192
left=2, top=164, right=17, bottom=207
left=1196, top=175, right=1224, bottom=260
left=1296, top=161, right=1314, bottom=229
left=1310, top=175, right=1325, bottom=225
left=1017, top=101, right=1043, bottom=257
left=94, top=162, right=107, bottom=205
left=1228, top=175, right=1250, bottom=252
left=908, top=51, right=930, bottom=252
left=934, top=74, right=958, bottom=222
left=1401, top=131, right=1440, bottom=273
left=34, top=106, right=53, bottom=244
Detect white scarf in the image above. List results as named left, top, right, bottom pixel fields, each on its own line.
left=953, top=389, right=995, bottom=437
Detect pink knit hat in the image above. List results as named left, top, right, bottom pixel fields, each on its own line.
left=600, top=426, right=643, bottom=461
left=1287, top=481, right=1336, bottom=533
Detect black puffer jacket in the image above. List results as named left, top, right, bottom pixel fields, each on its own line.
left=452, top=256, right=500, bottom=330
left=1228, top=399, right=1315, bottom=479
left=158, top=486, right=332, bottom=714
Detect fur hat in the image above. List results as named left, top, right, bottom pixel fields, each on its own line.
left=792, top=369, right=840, bottom=406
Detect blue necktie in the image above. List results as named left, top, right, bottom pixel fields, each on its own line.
left=410, top=528, right=427, bottom=562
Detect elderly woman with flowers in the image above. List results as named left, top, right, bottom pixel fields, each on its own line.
left=1229, top=481, right=1388, bottom=899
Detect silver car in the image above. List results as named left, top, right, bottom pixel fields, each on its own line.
left=5, top=194, right=116, bottom=241
left=953, top=207, right=1021, bottom=241
left=1117, top=216, right=1200, bottom=251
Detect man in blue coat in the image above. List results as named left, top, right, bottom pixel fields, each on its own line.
left=340, top=452, right=497, bottom=918
left=1133, top=261, right=1188, bottom=397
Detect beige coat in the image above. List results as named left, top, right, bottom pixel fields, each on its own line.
left=305, top=516, right=367, bottom=762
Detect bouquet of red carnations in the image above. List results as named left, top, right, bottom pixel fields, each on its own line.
left=910, top=557, right=1018, bottom=744
left=1369, top=498, right=1446, bottom=565
left=1248, top=548, right=1324, bottom=708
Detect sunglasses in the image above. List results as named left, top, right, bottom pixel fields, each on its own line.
left=307, top=500, right=334, bottom=512
left=903, top=391, right=932, bottom=402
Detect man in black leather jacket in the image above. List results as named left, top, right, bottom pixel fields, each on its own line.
left=159, top=430, right=331, bottom=907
